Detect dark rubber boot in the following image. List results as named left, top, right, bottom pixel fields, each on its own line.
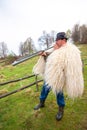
left=56, top=106, right=64, bottom=121
left=34, top=100, right=45, bottom=110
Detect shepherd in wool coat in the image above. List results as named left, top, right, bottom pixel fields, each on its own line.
left=33, top=32, right=84, bottom=121
left=33, top=42, right=84, bottom=99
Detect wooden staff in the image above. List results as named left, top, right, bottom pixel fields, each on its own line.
left=12, top=46, right=53, bottom=66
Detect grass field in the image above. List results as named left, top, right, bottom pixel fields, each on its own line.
left=0, top=44, right=87, bottom=130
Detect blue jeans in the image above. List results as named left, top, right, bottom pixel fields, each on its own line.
left=40, top=82, right=65, bottom=107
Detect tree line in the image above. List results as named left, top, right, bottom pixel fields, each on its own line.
left=0, top=23, right=87, bottom=58
left=71, top=24, right=87, bottom=44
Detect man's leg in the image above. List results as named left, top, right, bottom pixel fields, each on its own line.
left=56, top=92, right=65, bottom=121
left=34, top=82, right=51, bottom=110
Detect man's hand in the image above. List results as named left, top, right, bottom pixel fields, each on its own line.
left=39, top=51, right=48, bottom=56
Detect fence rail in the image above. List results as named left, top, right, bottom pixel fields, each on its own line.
left=0, top=74, right=36, bottom=86
left=0, top=79, right=43, bottom=99
left=0, top=74, right=43, bottom=99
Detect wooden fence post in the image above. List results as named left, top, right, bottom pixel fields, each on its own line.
left=35, top=75, right=39, bottom=91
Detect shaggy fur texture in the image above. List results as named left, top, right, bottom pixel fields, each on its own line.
left=33, top=48, right=54, bottom=76
left=32, top=56, right=46, bottom=76
left=33, top=43, right=84, bottom=98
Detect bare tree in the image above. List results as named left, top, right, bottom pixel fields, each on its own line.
left=79, top=24, right=87, bottom=44
left=0, top=42, right=8, bottom=58
left=38, top=30, right=55, bottom=49
left=19, top=42, right=24, bottom=56
left=71, top=24, right=87, bottom=44
left=71, top=24, right=80, bottom=43
left=19, top=37, right=36, bottom=56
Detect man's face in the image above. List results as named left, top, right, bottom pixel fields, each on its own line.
left=56, top=39, right=63, bottom=47
left=54, top=39, right=66, bottom=50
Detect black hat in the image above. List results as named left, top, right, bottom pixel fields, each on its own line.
left=56, top=32, right=68, bottom=41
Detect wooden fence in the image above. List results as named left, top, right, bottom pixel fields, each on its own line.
left=0, top=74, right=43, bottom=99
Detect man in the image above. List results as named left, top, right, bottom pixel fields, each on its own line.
left=33, top=32, right=84, bottom=121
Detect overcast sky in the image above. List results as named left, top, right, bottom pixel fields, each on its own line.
left=0, top=0, right=87, bottom=54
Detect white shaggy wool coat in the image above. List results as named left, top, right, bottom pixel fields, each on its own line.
left=33, top=43, right=84, bottom=98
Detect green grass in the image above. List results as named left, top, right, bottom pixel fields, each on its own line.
left=0, top=44, right=87, bottom=130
